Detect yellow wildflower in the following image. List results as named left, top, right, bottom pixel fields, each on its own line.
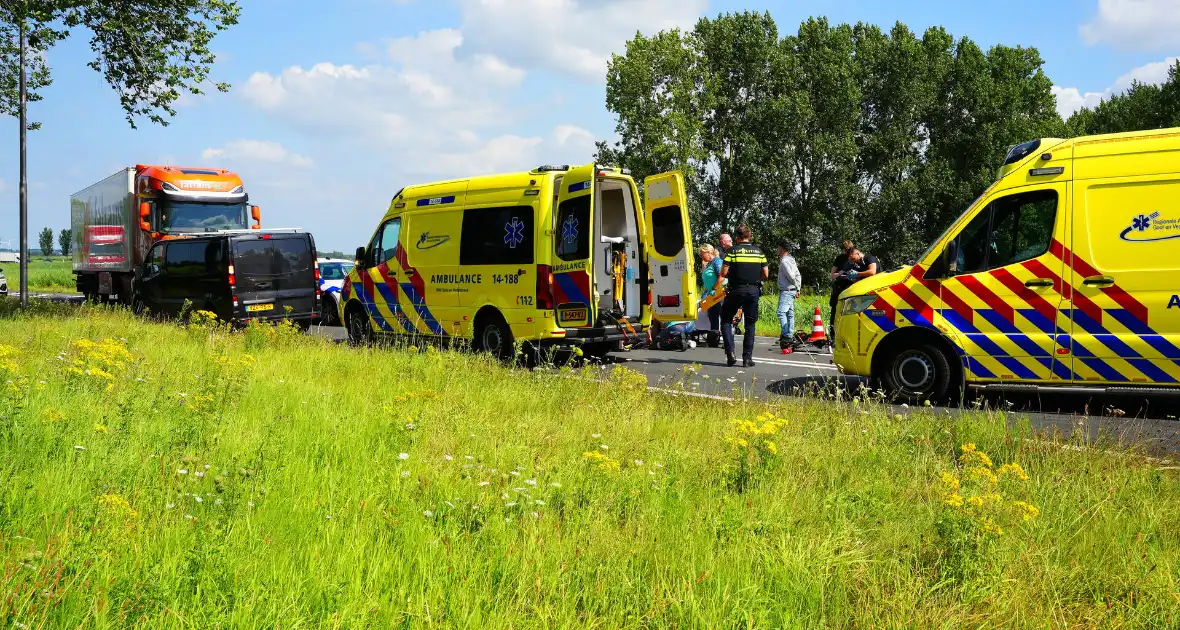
left=1011, top=501, right=1040, bottom=521
left=958, top=443, right=994, bottom=469
left=964, top=465, right=999, bottom=486
left=997, top=463, right=1030, bottom=481
left=944, top=493, right=964, bottom=508
left=582, top=451, right=620, bottom=472
left=940, top=471, right=960, bottom=492
left=764, top=441, right=778, bottom=455
left=93, top=424, right=109, bottom=434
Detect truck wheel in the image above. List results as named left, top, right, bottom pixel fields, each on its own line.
left=475, top=313, right=514, bottom=360
left=881, top=343, right=952, bottom=404
left=346, top=307, right=372, bottom=346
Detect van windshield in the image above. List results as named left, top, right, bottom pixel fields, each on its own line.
left=233, top=237, right=313, bottom=292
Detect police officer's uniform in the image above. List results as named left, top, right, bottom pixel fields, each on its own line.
left=721, top=241, right=768, bottom=366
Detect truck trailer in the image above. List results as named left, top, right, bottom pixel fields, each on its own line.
left=71, top=165, right=261, bottom=303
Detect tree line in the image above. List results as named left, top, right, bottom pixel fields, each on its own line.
left=596, top=11, right=1177, bottom=289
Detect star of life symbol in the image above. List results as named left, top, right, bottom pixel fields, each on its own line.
left=562, top=215, right=579, bottom=244
left=1133, top=212, right=1158, bottom=232
left=504, top=217, right=525, bottom=249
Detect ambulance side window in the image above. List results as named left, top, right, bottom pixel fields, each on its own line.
left=460, top=206, right=534, bottom=265
left=942, top=189, right=1058, bottom=275
left=376, top=218, right=402, bottom=265
left=555, top=196, right=590, bottom=261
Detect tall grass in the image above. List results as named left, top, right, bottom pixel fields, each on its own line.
left=2, top=257, right=75, bottom=293
left=1, top=304, right=1178, bottom=628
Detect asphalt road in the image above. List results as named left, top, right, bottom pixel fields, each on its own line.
left=10, top=292, right=1179, bottom=457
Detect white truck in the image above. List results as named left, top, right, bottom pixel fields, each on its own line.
left=71, top=164, right=261, bottom=303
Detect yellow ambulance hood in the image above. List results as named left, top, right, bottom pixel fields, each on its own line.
left=836, top=265, right=912, bottom=300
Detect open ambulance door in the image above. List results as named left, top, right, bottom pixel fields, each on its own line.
left=643, top=171, right=697, bottom=320
left=552, top=164, right=597, bottom=328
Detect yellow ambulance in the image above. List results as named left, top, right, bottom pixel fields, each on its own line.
left=834, top=128, right=1180, bottom=401
left=338, top=164, right=697, bottom=358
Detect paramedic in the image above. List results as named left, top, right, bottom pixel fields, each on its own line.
left=831, top=247, right=878, bottom=336
left=720, top=225, right=769, bottom=368
left=699, top=244, right=725, bottom=335
left=776, top=241, right=802, bottom=347
left=828, top=239, right=855, bottom=326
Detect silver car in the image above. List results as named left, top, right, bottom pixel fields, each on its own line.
left=0, top=267, right=7, bottom=297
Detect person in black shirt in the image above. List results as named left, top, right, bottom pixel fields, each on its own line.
left=720, top=225, right=768, bottom=367
left=830, top=247, right=878, bottom=335
left=829, top=239, right=855, bottom=326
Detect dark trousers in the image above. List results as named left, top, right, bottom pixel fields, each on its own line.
left=707, top=302, right=722, bottom=331
left=721, top=290, right=760, bottom=360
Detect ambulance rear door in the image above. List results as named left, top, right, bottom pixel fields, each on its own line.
left=643, top=171, right=697, bottom=320
left=552, top=164, right=596, bottom=328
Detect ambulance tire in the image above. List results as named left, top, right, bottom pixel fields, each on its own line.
left=475, top=312, right=514, bottom=360
left=881, top=343, right=952, bottom=404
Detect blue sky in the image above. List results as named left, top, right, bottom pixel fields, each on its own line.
left=1, top=0, right=1176, bottom=252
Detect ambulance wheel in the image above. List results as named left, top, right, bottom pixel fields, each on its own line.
left=475, top=312, right=514, bottom=360
left=881, top=344, right=951, bottom=403
left=346, top=306, right=372, bottom=346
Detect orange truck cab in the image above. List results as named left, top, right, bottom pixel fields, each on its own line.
left=71, top=165, right=261, bottom=304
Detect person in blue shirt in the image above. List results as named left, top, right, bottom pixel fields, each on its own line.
left=699, top=244, right=725, bottom=336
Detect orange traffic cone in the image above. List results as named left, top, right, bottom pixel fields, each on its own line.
left=807, top=305, right=827, bottom=343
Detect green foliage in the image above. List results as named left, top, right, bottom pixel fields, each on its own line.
left=600, top=14, right=1062, bottom=286
left=37, top=226, right=53, bottom=256
left=57, top=228, right=71, bottom=257
left=0, top=0, right=240, bottom=129
left=1, top=309, right=1180, bottom=626
left=1066, top=61, right=1180, bottom=135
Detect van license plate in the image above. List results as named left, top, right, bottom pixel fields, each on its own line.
left=246, top=303, right=274, bottom=313
left=558, top=307, right=587, bottom=325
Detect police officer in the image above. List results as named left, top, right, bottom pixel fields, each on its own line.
left=720, top=225, right=769, bottom=367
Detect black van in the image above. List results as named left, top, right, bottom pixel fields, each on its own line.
left=132, top=231, right=320, bottom=326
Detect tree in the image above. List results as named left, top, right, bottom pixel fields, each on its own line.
left=1, top=1, right=241, bottom=129
left=600, top=14, right=1062, bottom=285
left=38, top=226, right=52, bottom=256
left=58, top=227, right=70, bottom=256
left=1066, top=61, right=1180, bottom=135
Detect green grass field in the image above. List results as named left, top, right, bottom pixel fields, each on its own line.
left=2, top=302, right=1179, bottom=627
left=1, top=257, right=75, bottom=293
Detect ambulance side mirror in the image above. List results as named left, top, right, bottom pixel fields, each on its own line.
left=355, top=246, right=367, bottom=267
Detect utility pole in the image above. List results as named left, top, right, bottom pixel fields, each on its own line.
left=18, top=10, right=28, bottom=309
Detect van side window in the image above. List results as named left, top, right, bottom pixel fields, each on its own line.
left=145, top=244, right=163, bottom=275
left=460, top=206, right=534, bottom=265
left=948, top=190, right=1058, bottom=274
left=165, top=241, right=208, bottom=276
left=377, top=218, right=402, bottom=265
left=555, top=196, right=590, bottom=261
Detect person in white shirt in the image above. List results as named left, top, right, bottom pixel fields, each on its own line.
left=776, top=241, right=803, bottom=347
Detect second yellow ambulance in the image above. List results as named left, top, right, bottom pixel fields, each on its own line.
left=339, top=164, right=697, bottom=359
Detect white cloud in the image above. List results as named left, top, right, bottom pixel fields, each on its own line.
left=201, top=140, right=314, bottom=167
left=1052, top=56, right=1178, bottom=118
left=1080, top=0, right=1180, bottom=50
left=454, top=0, right=707, bottom=83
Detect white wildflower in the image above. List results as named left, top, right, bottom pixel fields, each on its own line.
left=398, top=452, right=409, bottom=461
left=401, top=471, right=410, bottom=478
left=423, top=510, right=434, bottom=518
left=177, top=469, right=188, bottom=475
left=525, top=479, right=537, bottom=486
left=444, top=455, right=454, bottom=461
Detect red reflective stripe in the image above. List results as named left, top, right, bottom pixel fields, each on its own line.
left=1023, top=259, right=1103, bottom=323
left=990, top=268, right=1057, bottom=322
left=935, top=283, right=975, bottom=322
left=955, top=275, right=1014, bottom=323
left=870, top=295, right=896, bottom=321
left=891, top=283, right=934, bottom=324
left=1053, top=239, right=1148, bottom=323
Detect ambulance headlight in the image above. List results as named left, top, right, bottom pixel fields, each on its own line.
left=842, top=294, right=878, bottom=315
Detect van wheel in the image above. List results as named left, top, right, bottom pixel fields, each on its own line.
left=321, top=295, right=340, bottom=326
left=475, top=313, right=514, bottom=360
left=346, top=307, right=372, bottom=346
left=881, top=343, right=952, bottom=404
